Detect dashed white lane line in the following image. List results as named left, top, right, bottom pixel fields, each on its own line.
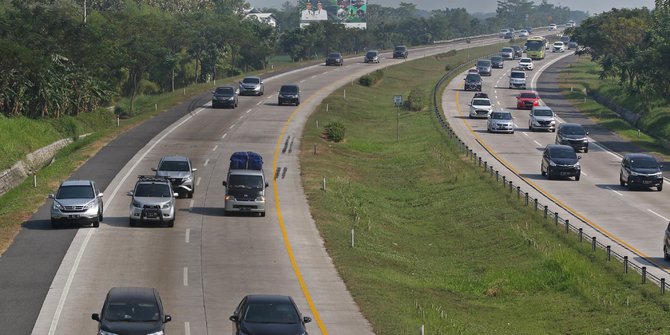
left=183, top=267, right=188, bottom=286
left=533, top=140, right=542, bottom=146
left=212, top=145, right=218, bottom=152
left=522, top=132, right=529, bottom=137
left=221, top=133, right=227, bottom=140
left=239, top=115, right=244, bottom=119
left=228, top=124, right=235, bottom=130
left=256, top=101, right=263, bottom=105
left=299, top=79, right=306, bottom=83
left=311, top=74, right=318, bottom=79
left=606, top=186, right=623, bottom=196
left=196, top=177, right=201, bottom=186
left=648, top=209, right=669, bottom=222
left=246, top=109, right=252, bottom=114
left=189, top=199, right=194, bottom=208
left=185, top=322, right=191, bottom=335
left=203, top=159, right=209, bottom=167
left=185, top=229, right=190, bottom=243
left=581, top=171, right=588, bottom=176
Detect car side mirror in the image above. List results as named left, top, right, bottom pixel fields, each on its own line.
left=151, top=167, right=157, bottom=172
left=164, top=315, right=172, bottom=323
left=211, top=91, right=215, bottom=94
left=578, top=156, right=582, bottom=160
left=49, top=194, right=55, bottom=199
left=660, top=165, right=664, bottom=169
left=127, top=191, right=134, bottom=196
left=222, top=181, right=227, bottom=187
left=229, top=315, right=239, bottom=322
left=265, top=182, right=269, bottom=188
left=98, top=193, right=104, bottom=197
left=192, top=168, right=198, bottom=172
left=91, top=313, right=100, bottom=321
left=173, top=193, right=179, bottom=197
left=304, top=316, right=312, bottom=323
left=586, top=131, right=590, bottom=135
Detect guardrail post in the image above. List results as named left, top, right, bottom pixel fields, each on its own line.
left=517, top=186, right=521, bottom=199
left=525, top=193, right=529, bottom=206
left=509, top=181, right=513, bottom=193
left=484, top=161, right=488, bottom=171
left=502, top=176, right=506, bottom=187
left=478, top=156, right=482, bottom=167
left=592, top=236, right=596, bottom=251
left=473, top=152, right=477, bottom=162
left=662, top=278, right=666, bottom=295
left=544, top=206, right=548, bottom=219
left=642, top=266, right=647, bottom=284
left=496, top=170, right=499, bottom=182
left=555, top=212, right=559, bottom=226
left=534, top=198, right=538, bottom=212
left=607, top=246, right=611, bottom=261
left=624, top=256, right=628, bottom=273
left=579, top=228, right=583, bottom=242
left=565, top=219, right=569, bottom=234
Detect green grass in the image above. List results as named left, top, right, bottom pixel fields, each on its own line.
left=300, top=46, right=670, bottom=334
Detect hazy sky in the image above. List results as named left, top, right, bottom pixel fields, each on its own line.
left=247, top=0, right=656, bottom=14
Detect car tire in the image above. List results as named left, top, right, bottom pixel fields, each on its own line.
left=260, top=212, right=266, bottom=217
left=278, top=99, right=282, bottom=106
left=296, top=101, right=300, bottom=106
left=166, top=220, right=174, bottom=228
left=223, top=210, right=229, bottom=216
left=584, top=147, right=589, bottom=153
left=51, top=219, right=59, bottom=229
left=627, top=178, right=634, bottom=190
left=92, top=219, right=100, bottom=228
left=575, top=174, right=580, bottom=181
left=541, top=168, right=546, bottom=176
left=620, top=174, right=625, bottom=186
left=188, top=191, right=193, bottom=198
left=658, top=184, right=663, bottom=192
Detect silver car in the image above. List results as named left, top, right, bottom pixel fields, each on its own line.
left=487, top=111, right=515, bottom=134
left=49, top=180, right=103, bottom=228
left=238, top=76, right=264, bottom=96
left=152, top=155, right=197, bottom=198
left=529, top=106, right=556, bottom=132
left=500, top=47, right=515, bottom=60
left=127, top=176, right=178, bottom=227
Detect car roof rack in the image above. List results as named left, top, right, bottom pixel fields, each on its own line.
left=137, top=175, right=169, bottom=182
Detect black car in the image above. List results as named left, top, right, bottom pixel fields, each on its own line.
left=555, top=123, right=589, bottom=153
left=490, top=55, right=504, bottom=69
left=619, top=153, right=663, bottom=191
left=541, top=144, right=581, bottom=180
left=230, top=295, right=312, bottom=335
left=663, top=222, right=670, bottom=260
left=364, top=50, right=380, bottom=63
left=464, top=73, right=482, bottom=91
left=212, top=86, right=238, bottom=108
left=511, top=45, right=523, bottom=58
left=393, top=45, right=408, bottom=59
left=278, top=84, right=300, bottom=106
left=325, top=52, right=343, bottom=66
left=92, top=287, right=171, bottom=335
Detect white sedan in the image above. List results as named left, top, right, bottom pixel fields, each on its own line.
left=552, top=41, right=565, bottom=53
left=518, top=30, right=529, bottom=37
left=518, top=58, right=534, bottom=71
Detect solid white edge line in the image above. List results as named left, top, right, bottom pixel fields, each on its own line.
left=183, top=267, right=188, bottom=286
left=196, top=177, right=201, bottom=186
left=185, top=229, right=190, bottom=243
left=605, top=186, right=623, bottom=196
left=648, top=209, right=669, bottom=222
left=189, top=199, right=194, bottom=208
left=185, top=322, right=191, bottom=335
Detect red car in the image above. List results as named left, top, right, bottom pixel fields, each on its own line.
left=516, top=91, right=541, bottom=109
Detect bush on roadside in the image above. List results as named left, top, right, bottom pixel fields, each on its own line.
left=359, top=69, right=384, bottom=87
left=325, top=121, right=346, bottom=142
left=405, top=88, right=427, bottom=112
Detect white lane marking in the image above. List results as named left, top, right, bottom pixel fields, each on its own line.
left=581, top=171, right=588, bottom=176
left=185, top=229, right=190, bottom=243
left=189, top=199, right=194, bottom=208
left=185, top=322, right=191, bottom=335
left=533, top=140, right=542, bottom=146
left=222, top=133, right=227, bottom=140
left=299, top=79, right=306, bottom=83
left=606, top=186, right=623, bottom=196
left=311, top=74, right=318, bottom=79
left=648, top=209, right=669, bottom=222
left=203, top=159, right=210, bottom=167
left=256, top=101, right=263, bottom=106
left=522, top=132, right=529, bottom=137
left=212, top=145, right=218, bottom=151
left=239, top=115, right=244, bottom=119
left=246, top=109, right=252, bottom=114
left=196, top=177, right=201, bottom=186
left=183, top=267, right=188, bottom=286
left=228, top=124, right=235, bottom=130
left=46, top=102, right=210, bottom=334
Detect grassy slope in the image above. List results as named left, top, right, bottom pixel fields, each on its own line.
left=299, top=46, right=670, bottom=334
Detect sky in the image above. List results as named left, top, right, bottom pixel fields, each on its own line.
left=247, top=0, right=656, bottom=14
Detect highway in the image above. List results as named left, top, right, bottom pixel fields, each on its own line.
left=7, top=34, right=541, bottom=335
left=441, top=50, right=670, bottom=284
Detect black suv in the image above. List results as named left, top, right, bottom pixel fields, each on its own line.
left=364, top=50, right=379, bottom=63
left=555, top=123, right=589, bottom=153
left=464, top=73, right=482, bottom=91
left=490, top=55, right=504, bottom=69
left=278, top=84, right=300, bottom=106
left=325, top=52, right=343, bottom=66
left=211, top=86, right=238, bottom=108
left=619, top=153, right=663, bottom=191
left=541, top=144, right=581, bottom=180
left=511, top=45, right=523, bottom=58
left=92, top=287, right=171, bottom=335
left=392, top=45, right=408, bottom=59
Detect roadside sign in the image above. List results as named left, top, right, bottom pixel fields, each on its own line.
left=394, top=95, right=403, bottom=107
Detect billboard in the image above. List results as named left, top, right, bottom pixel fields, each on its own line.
left=299, top=0, right=367, bottom=29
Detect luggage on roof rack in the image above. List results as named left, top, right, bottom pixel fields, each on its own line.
left=229, top=152, right=263, bottom=170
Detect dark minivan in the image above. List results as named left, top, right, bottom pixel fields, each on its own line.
left=92, top=287, right=171, bottom=335
left=230, top=295, right=311, bottom=335
left=541, top=144, right=581, bottom=180
left=620, top=153, right=663, bottom=191
left=490, top=55, right=504, bottom=68
left=555, top=123, right=589, bottom=153
left=278, top=84, right=300, bottom=106
left=393, top=45, right=408, bottom=59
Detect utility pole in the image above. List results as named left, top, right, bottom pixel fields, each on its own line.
left=83, top=0, right=87, bottom=23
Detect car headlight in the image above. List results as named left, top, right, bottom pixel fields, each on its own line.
left=82, top=199, right=96, bottom=210
left=162, top=202, right=172, bottom=209
left=255, top=196, right=265, bottom=202
left=574, top=162, right=580, bottom=168
left=147, top=331, right=164, bottom=335
left=53, top=202, right=64, bottom=210
left=99, top=330, right=120, bottom=335
left=549, top=161, right=557, bottom=167
left=184, top=175, right=193, bottom=182
left=582, top=138, right=588, bottom=143
left=225, top=195, right=236, bottom=201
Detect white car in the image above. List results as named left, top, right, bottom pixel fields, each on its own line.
left=552, top=41, right=565, bottom=53
left=518, top=30, right=529, bottom=37
left=529, top=106, right=556, bottom=132
left=469, top=97, right=493, bottom=119
left=499, top=28, right=510, bottom=37
left=549, top=23, right=558, bottom=31
left=518, top=58, right=534, bottom=71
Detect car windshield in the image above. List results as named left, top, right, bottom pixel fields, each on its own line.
left=477, top=60, right=491, bottom=66
left=554, top=42, right=563, bottom=46
left=158, top=160, right=190, bottom=172
left=520, top=58, right=531, bottom=63
left=550, top=147, right=577, bottom=159
left=491, top=112, right=512, bottom=120
left=491, top=56, right=502, bottom=61
left=533, top=108, right=553, bottom=116
left=511, top=72, right=525, bottom=78
left=630, top=157, right=659, bottom=169
left=395, top=46, right=406, bottom=51
left=243, top=302, right=299, bottom=324
left=280, top=86, right=298, bottom=94
left=105, top=302, right=160, bottom=322
left=366, top=51, right=377, bottom=57
left=228, top=175, right=264, bottom=190
left=242, top=77, right=260, bottom=84
left=562, top=125, right=586, bottom=135
left=135, top=183, right=172, bottom=197
left=328, top=53, right=340, bottom=58
left=472, top=99, right=490, bottom=106
left=215, top=87, right=235, bottom=95
left=465, top=74, right=481, bottom=81
left=56, top=185, right=94, bottom=199
left=519, top=93, right=538, bottom=99
left=501, top=48, right=513, bottom=53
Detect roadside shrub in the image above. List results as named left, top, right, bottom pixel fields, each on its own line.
left=405, top=88, right=427, bottom=112
left=444, top=64, right=453, bottom=72
left=359, top=69, right=384, bottom=87
left=325, top=121, right=346, bottom=142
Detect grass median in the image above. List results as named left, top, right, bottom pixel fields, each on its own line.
left=300, top=46, right=670, bottom=334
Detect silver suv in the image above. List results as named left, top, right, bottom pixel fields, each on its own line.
left=152, top=155, right=196, bottom=198
left=529, top=106, right=556, bottom=132
left=238, top=76, right=264, bottom=96
left=49, top=180, right=104, bottom=228
left=127, top=176, right=178, bottom=227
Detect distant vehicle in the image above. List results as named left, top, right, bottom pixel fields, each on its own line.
left=549, top=23, right=558, bottom=31
left=524, top=27, right=534, bottom=34
left=516, top=91, right=541, bottom=109
left=560, top=35, right=571, bottom=44
left=230, top=295, right=312, bottom=335
left=211, top=86, right=239, bottom=109
left=529, top=106, right=556, bottom=132
left=222, top=152, right=269, bottom=217
left=499, top=28, right=510, bottom=38
left=490, top=55, right=504, bottom=68
left=541, top=144, right=581, bottom=180
left=620, top=153, right=663, bottom=191
left=92, top=287, right=171, bottom=335
left=473, top=92, right=489, bottom=99
left=566, top=20, right=576, bottom=27
left=487, top=111, right=515, bottom=134
left=49, top=180, right=104, bottom=228
left=392, top=45, right=408, bottom=59
left=467, top=68, right=479, bottom=75
left=555, top=123, right=589, bottom=153
left=567, top=41, right=578, bottom=49
left=325, top=52, right=343, bottom=66
left=518, top=57, right=534, bottom=71
left=364, top=50, right=380, bottom=63
left=508, top=68, right=527, bottom=89
left=278, top=84, right=300, bottom=106
left=152, top=155, right=197, bottom=198
left=552, top=41, right=566, bottom=52
left=511, top=45, right=523, bottom=58
left=238, top=76, right=264, bottom=96
left=476, top=59, right=492, bottom=76
left=504, top=31, right=514, bottom=39
left=463, top=73, right=482, bottom=91
left=518, top=29, right=529, bottom=37
left=500, top=47, right=515, bottom=60
left=525, top=36, right=547, bottom=59
left=127, top=176, right=178, bottom=227
left=469, top=96, right=493, bottom=119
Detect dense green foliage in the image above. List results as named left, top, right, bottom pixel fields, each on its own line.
left=324, top=121, right=346, bottom=142
left=358, top=69, right=384, bottom=87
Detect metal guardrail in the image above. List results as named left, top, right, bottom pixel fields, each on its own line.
left=430, top=52, right=669, bottom=295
